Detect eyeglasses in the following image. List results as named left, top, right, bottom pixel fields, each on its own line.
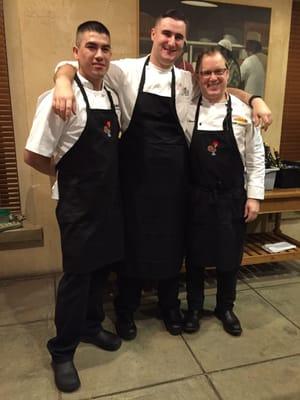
left=200, top=68, right=228, bottom=77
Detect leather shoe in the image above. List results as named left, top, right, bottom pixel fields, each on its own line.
left=81, top=328, right=122, bottom=351
left=215, top=309, right=242, bottom=336
left=51, top=360, right=80, bottom=393
left=183, top=309, right=202, bottom=333
left=115, top=314, right=137, bottom=341
left=162, top=308, right=183, bottom=335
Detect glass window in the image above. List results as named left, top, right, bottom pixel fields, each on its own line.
left=139, top=1, right=271, bottom=95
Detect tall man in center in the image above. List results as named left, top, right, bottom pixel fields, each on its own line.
left=54, top=9, right=271, bottom=340
left=114, top=10, right=190, bottom=338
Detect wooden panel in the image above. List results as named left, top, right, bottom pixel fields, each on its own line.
left=260, top=188, right=300, bottom=213
left=280, top=0, right=300, bottom=161
left=0, top=222, right=43, bottom=250
left=0, top=0, right=21, bottom=213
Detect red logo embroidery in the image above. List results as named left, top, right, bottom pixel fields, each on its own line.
left=103, top=120, right=111, bottom=137
left=207, top=140, right=219, bottom=156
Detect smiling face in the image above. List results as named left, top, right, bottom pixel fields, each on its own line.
left=150, top=17, right=186, bottom=69
left=197, top=52, right=229, bottom=103
left=73, top=30, right=111, bottom=90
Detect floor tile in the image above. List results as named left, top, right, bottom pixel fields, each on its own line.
left=100, top=376, right=218, bottom=399
left=60, top=316, right=201, bottom=400
left=210, top=355, right=300, bottom=400
left=183, top=290, right=300, bottom=372
left=0, top=321, right=58, bottom=400
left=0, top=277, right=55, bottom=326
left=256, top=281, right=300, bottom=326
left=2, top=267, right=300, bottom=400
left=240, top=261, right=300, bottom=288
left=281, top=218, right=300, bottom=241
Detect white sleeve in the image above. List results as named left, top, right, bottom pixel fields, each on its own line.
left=105, top=60, right=127, bottom=92
left=25, top=90, right=68, bottom=157
left=240, top=59, right=249, bottom=82
left=55, top=60, right=79, bottom=73
left=244, top=123, right=265, bottom=200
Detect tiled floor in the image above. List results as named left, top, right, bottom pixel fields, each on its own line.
left=1, top=262, right=300, bottom=400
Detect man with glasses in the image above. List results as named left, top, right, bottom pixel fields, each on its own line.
left=184, top=47, right=265, bottom=336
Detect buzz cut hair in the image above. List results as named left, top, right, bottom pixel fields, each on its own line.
left=76, top=20, right=110, bottom=46
left=155, top=9, right=188, bottom=28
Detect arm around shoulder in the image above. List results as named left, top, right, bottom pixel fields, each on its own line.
left=251, top=97, right=272, bottom=130
left=53, top=62, right=78, bottom=120
left=228, top=87, right=251, bottom=105
left=228, top=88, right=272, bottom=130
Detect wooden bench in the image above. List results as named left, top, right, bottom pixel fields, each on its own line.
left=242, top=188, right=300, bottom=265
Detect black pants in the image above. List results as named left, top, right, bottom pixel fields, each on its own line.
left=114, top=274, right=180, bottom=316
left=186, top=259, right=238, bottom=313
left=47, top=266, right=110, bottom=363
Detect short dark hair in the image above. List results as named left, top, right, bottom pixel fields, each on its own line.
left=245, top=40, right=262, bottom=54
left=76, top=20, right=110, bottom=46
left=195, top=46, right=228, bottom=74
left=155, top=9, right=188, bottom=29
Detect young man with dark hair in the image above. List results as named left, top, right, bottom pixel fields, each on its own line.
left=24, top=20, right=123, bottom=393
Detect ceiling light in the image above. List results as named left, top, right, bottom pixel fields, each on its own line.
left=181, top=1, right=218, bottom=7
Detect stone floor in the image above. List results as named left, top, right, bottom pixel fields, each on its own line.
left=1, top=261, right=300, bottom=400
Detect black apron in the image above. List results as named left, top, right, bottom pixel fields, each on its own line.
left=119, top=57, right=189, bottom=279
left=55, top=75, right=124, bottom=273
left=188, top=95, right=246, bottom=271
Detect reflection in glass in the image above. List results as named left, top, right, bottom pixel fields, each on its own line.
left=139, top=0, right=271, bottom=96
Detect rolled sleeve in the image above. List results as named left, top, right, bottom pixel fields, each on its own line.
left=25, top=90, right=67, bottom=157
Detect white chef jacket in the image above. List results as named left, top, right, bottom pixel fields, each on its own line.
left=185, top=94, right=265, bottom=200
left=240, top=53, right=266, bottom=97
left=56, top=56, right=193, bottom=135
left=25, top=73, right=120, bottom=199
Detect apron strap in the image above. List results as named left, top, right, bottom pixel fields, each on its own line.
left=74, top=74, right=91, bottom=109
left=137, top=56, right=150, bottom=94
left=171, top=68, right=176, bottom=108
left=223, top=94, right=232, bottom=132
left=138, top=56, right=176, bottom=103
left=137, top=57, right=181, bottom=130
left=193, top=95, right=202, bottom=133
left=75, top=74, right=118, bottom=120
left=193, top=94, right=233, bottom=134
left=104, top=87, right=117, bottom=114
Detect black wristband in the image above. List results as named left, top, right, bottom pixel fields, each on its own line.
left=249, top=95, right=262, bottom=108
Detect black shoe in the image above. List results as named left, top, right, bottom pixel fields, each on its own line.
left=162, top=308, right=183, bottom=336
left=51, top=360, right=80, bottom=393
left=215, top=309, right=242, bottom=336
left=115, top=314, right=137, bottom=341
left=81, top=328, right=122, bottom=351
left=183, top=309, right=202, bottom=333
